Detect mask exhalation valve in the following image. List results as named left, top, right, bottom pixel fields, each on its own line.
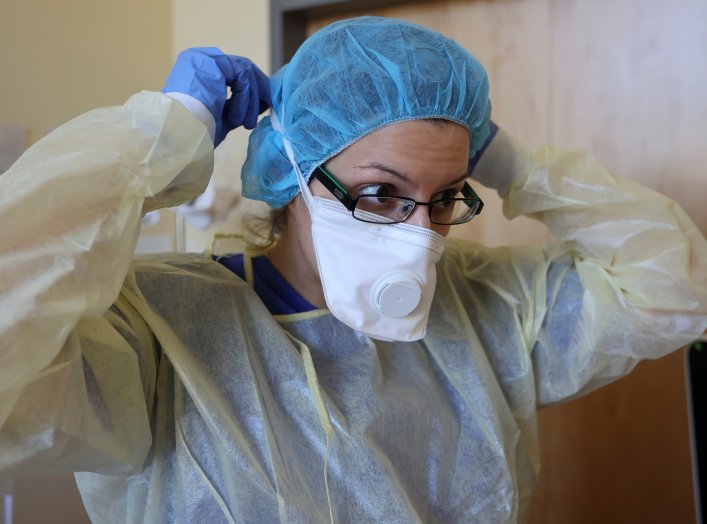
left=372, top=271, right=422, bottom=317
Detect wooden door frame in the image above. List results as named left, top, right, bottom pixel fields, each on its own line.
left=270, top=0, right=417, bottom=70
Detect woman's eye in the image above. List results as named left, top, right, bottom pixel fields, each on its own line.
left=358, top=184, right=393, bottom=199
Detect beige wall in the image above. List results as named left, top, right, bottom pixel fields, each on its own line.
left=0, top=0, right=173, bottom=145
left=172, top=0, right=269, bottom=66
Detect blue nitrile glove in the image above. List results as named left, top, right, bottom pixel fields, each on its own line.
left=163, top=47, right=271, bottom=145
left=468, top=120, right=499, bottom=172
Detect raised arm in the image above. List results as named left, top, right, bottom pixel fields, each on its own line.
left=470, top=126, right=707, bottom=405
left=0, top=49, right=270, bottom=474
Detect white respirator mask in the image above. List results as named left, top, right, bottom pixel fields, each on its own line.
left=273, top=112, right=445, bottom=342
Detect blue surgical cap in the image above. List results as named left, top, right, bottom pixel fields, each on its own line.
left=241, top=16, right=492, bottom=208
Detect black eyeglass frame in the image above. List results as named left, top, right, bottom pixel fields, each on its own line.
left=312, top=165, right=484, bottom=225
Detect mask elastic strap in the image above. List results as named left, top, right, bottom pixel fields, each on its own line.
left=270, top=110, right=315, bottom=212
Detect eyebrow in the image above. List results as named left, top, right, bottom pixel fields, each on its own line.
left=355, top=162, right=468, bottom=186
left=355, top=162, right=410, bottom=182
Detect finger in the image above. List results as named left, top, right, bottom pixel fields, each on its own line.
left=225, top=69, right=249, bottom=126
left=253, top=68, right=271, bottom=113
left=224, top=69, right=258, bottom=130
left=219, top=54, right=248, bottom=84
left=243, top=71, right=261, bottom=129
left=222, top=56, right=269, bottom=108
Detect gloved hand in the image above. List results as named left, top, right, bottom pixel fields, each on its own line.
left=468, top=120, right=499, bottom=171
left=163, top=47, right=271, bottom=145
left=467, top=121, right=531, bottom=197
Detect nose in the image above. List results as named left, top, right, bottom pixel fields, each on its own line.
left=405, top=204, right=449, bottom=236
left=406, top=204, right=432, bottom=228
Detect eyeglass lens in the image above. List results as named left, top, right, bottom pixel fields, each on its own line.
left=353, top=195, right=479, bottom=225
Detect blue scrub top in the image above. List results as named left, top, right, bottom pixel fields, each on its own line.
left=217, top=254, right=317, bottom=315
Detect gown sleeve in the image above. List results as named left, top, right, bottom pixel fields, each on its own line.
left=0, top=91, right=214, bottom=474
left=471, top=129, right=707, bottom=406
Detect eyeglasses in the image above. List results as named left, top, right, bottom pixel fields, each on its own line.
left=312, top=165, right=484, bottom=225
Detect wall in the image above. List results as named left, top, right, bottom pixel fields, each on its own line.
left=0, top=0, right=173, bottom=145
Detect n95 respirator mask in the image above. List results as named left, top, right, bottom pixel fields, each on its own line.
left=308, top=196, right=445, bottom=341
left=273, top=112, right=445, bottom=341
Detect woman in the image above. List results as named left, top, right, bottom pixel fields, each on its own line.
left=1, top=16, right=705, bottom=523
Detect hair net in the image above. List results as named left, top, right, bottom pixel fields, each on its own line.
left=241, top=16, right=492, bottom=208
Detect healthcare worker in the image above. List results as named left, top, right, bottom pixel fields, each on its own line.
left=1, top=16, right=706, bottom=524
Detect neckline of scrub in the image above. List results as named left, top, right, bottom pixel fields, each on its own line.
left=216, top=252, right=319, bottom=315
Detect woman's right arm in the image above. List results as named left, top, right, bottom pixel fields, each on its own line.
left=0, top=91, right=214, bottom=474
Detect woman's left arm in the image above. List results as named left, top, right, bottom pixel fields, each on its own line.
left=472, top=128, right=707, bottom=405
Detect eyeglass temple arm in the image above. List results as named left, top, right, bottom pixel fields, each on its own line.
left=462, top=182, right=484, bottom=215
left=315, top=166, right=357, bottom=210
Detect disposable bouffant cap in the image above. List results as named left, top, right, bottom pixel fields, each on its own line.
left=241, top=16, right=492, bottom=208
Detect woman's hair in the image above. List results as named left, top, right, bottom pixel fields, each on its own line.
left=242, top=207, right=288, bottom=250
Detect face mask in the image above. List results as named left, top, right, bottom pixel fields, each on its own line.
left=308, top=196, right=445, bottom=341
left=272, top=112, right=445, bottom=341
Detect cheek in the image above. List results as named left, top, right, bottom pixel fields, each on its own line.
left=308, top=177, right=330, bottom=199
left=300, top=219, right=317, bottom=270
left=291, top=197, right=321, bottom=276
left=432, top=224, right=452, bottom=237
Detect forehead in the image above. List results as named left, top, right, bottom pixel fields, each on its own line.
left=327, top=120, right=471, bottom=183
